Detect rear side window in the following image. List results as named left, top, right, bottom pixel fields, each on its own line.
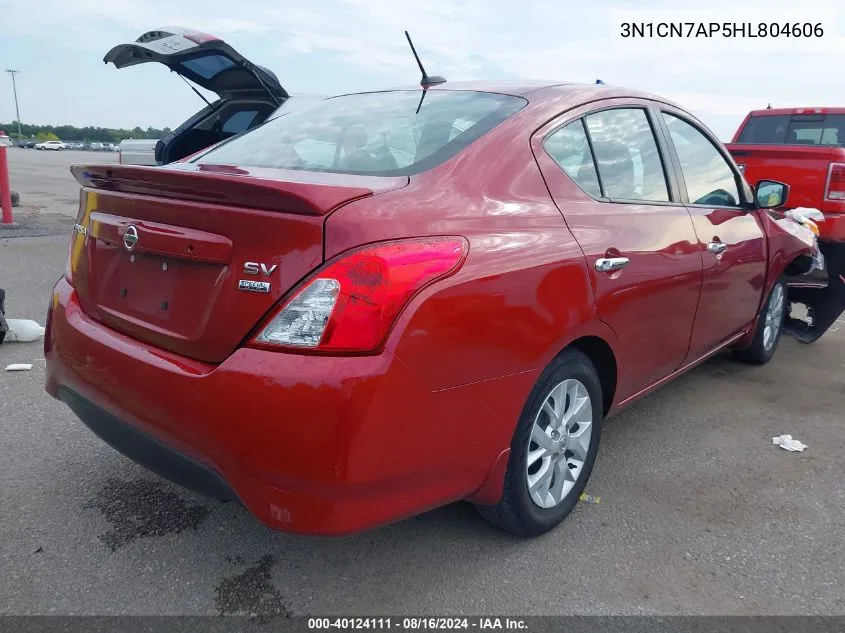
left=584, top=108, right=670, bottom=202
left=193, top=90, right=527, bottom=176
left=544, top=120, right=602, bottom=198
left=736, top=114, right=845, bottom=146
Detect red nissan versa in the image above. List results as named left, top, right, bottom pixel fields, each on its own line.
left=44, top=81, right=845, bottom=537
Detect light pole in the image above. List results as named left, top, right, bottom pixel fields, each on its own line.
left=5, top=69, right=22, bottom=143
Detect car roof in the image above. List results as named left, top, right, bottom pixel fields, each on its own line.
left=341, top=80, right=683, bottom=108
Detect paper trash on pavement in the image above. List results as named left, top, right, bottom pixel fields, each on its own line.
left=5, top=363, right=34, bottom=372
left=772, top=434, right=808, bottom=452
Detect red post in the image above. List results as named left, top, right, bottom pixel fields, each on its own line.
left=0, top=146, right=13, bottom=225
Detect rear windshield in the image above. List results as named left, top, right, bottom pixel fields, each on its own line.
left=736, top=114, right=845, bottom=146
left=179, top=55, right=236, bottom=80
left=192, top=90, right=527, bottom=176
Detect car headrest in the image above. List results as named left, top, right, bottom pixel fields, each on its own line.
left=594, top=139, right=635, bottom=198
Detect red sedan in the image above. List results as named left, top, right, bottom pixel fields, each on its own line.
left=44, top=81, right=842, bottom=537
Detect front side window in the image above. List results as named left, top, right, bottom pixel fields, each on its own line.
left=583, top=108, right=670, bottom=202
left=662, top=112, right=741, bottom=207
left=194, top=90, right=527, bottom=176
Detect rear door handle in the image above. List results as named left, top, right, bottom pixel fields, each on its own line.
left=707, top=241, right=727, bottom=254
left=595, top=257, right=630, bottom=272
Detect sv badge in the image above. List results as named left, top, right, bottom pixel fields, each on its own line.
left=243, top=262, right=278, bottom=276
left=239, top=261, right=277, bottom=293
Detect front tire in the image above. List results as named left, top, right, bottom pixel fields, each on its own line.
left=475, top=349, right=603, bottom=537
left=733, top=278, right=786, bottom=365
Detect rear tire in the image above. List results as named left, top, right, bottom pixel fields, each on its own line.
left=732, top=278, right=786, bottom=365
left=475, top=349, right=603, bottom=537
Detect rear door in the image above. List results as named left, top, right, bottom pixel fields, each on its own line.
left=533, top=100, right=703, bottom=399
left=655, top=108, right=768, bottom=360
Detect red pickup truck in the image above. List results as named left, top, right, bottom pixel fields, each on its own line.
left=726, top=108, right=845, bottom=241
left=725, top=107, right=845, bottom=342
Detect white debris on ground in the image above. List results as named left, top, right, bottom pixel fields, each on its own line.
left=772, top=434, right=808, bottom=452
left=4, top=319, right=45, bottom=343
left=4, top=363, right=34, bottom=372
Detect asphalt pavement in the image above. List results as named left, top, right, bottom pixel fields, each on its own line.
left=6, top=148, right=118, bottom=217
left=1, top=148, right=844, bottom=616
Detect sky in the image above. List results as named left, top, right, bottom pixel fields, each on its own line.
left=1, top=0, right=843, bottom=141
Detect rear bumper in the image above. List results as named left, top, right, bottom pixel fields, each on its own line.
left=45, top=278, right=527, bottom=535
left=58, top=387, right=237, bottom=502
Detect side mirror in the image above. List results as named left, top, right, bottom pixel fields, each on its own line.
left=754, top=180, right=789, bottom=209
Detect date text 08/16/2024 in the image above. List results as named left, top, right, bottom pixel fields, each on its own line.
left=307, top=618, right=528, bottom=630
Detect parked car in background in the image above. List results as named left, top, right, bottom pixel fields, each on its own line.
left=19, top=140, right=36, bottom=149
left=104, top=26, right=316, bottom=166
left=35, top=140, right=66, bottom=151
left=726, top=106, right=845, bottom=341
left=118, top=139, right=158, bottom=166
left=0, top=136, right=12, bottom=148
left=46, top=81, right=844, bottom=538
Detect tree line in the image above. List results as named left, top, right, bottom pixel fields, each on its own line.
left=0, top=121, right=172, bottom=143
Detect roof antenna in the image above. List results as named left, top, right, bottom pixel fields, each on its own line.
left=766, top=103, right=772, bottom=109
left=405, top=30, right=446, bottom=114
left=595, top=79, right=605, bottom=85
left=405, top=31, right=446, bottom=88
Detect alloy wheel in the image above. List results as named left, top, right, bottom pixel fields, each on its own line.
left=525, top=378, right=594, bottom=509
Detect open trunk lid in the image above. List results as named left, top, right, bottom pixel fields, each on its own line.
left=103, top=27, right=287, bottom=101
left=67, top=163, right=408, bottom=363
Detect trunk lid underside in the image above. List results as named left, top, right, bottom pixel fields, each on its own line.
left=103, top=27, right=287, bottom=100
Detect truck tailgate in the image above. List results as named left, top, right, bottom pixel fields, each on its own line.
left=726, top=144, right=836, bottom=208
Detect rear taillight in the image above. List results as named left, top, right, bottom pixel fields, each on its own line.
left=248, top=237, right=469, bottom=353
left=825, top=162, right=845, bottom=201
left=65, top=190, right=92, bottom=285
